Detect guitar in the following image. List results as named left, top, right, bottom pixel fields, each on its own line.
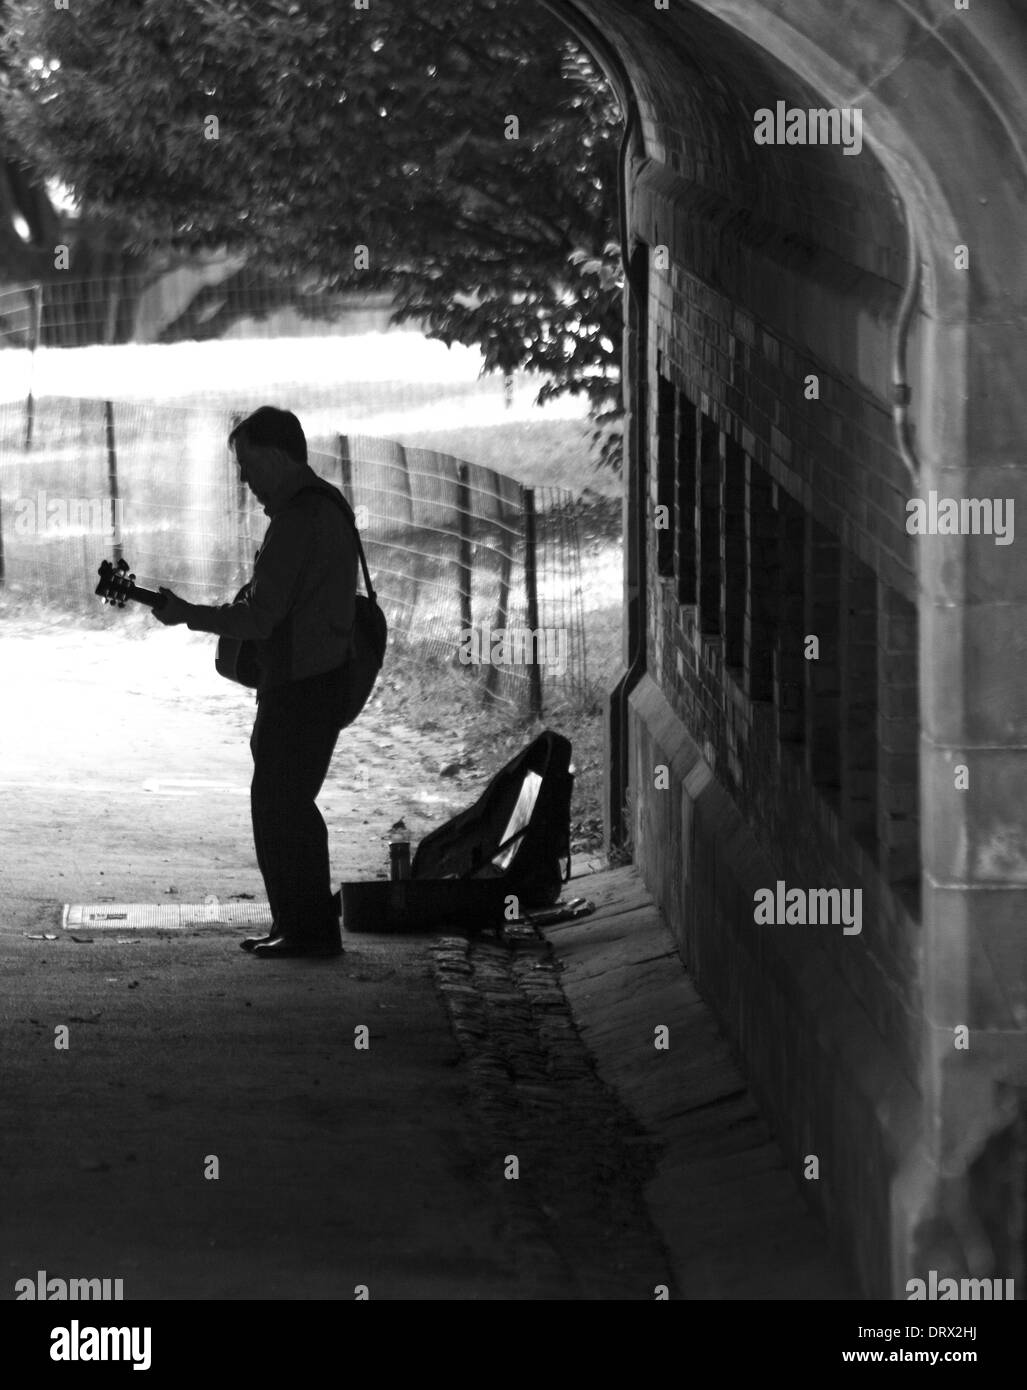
left=95, top=558, right=262, bottom=689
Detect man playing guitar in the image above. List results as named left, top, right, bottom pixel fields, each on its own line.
left=154, top=407, right=358, bottom=959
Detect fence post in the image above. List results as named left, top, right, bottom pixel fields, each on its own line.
left=338, top=434, right=353, bottom=504
left=484, top=485, right=513, bottom=706
left=395, top=441, right=422, bottom=625
left=23, top=282, right=43, bottom=452
left=103, top=276, right=120, bottom=347
left=523, top=486, right=543, bottom=719
left=104, top=400, right=123, bottom=565
left=456, top=463, right=473, bottom=640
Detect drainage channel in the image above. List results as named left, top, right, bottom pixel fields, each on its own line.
left=432, top=922, right=676, bottom=1300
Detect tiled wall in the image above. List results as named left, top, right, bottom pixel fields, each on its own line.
left=628, top=139, right=924, bottom=1292
left=582, top=0, right=1027, bottom=1299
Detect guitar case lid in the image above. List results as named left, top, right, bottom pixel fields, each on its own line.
left=410, top=730, right=574, bottom=908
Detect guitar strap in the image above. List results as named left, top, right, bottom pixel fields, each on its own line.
left=354, top=531, right=376, bottom=603
left=298, top=483, right=377, bottom=603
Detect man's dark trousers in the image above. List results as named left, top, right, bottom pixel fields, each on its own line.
left=250, top=666, right=346, bottom=942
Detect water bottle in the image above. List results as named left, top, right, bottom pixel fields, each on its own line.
left=389, top=840, right=411, bottom=881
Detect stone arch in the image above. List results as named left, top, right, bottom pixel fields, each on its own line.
left=552, top=0, right=1027, bottom=1292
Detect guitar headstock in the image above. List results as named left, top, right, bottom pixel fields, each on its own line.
left=95, top=557, right=135, bottom=607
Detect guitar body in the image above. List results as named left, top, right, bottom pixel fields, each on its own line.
left=214, top=584, right=263, bottom=689
left=96, top=500, right=383, bottom=710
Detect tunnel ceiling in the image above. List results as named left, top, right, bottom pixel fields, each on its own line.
left=575, top=1, right=907, bottom=288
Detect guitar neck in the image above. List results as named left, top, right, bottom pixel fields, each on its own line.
left=124, top=582, right=165, bottom=610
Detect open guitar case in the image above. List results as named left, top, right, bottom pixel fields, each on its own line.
left=340, top=730, right=581, bottom=934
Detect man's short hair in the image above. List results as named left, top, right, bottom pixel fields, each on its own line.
left=228, top=406, right=307, bottom=466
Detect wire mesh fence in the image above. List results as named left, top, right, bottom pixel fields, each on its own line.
left=0, top=397, right=590, bottom=713
left=0, top=279, right=544, bottom=435
left=0, top=270, right=398, bottom=350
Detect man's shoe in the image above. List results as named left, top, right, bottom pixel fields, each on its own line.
left=240, top=932, right=275, bottom=951
left=252, top=933, right=343, bottom=959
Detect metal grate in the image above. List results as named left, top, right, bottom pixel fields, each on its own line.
left=61, top=901, right=274, bottom=930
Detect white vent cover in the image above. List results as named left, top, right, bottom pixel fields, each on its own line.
left=61, top=901, right=274, bottom=930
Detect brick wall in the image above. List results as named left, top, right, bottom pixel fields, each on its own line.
left=600, top=4, right=926, bottom=1294
left=644, top=249, right=924, bottom=1033
left=576, top=0, right=1027, bottom=1296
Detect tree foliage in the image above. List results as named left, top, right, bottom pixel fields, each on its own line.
left=0, top=0, right=624, bottom=465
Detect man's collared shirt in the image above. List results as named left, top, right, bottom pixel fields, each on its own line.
left=183, top=462, right=359, bottom=689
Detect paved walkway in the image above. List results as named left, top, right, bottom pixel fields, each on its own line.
left=1, top=865, right=855, bottom=1301
left=544, top=865, right=857, bottom=1299
left=432, top=923, right=674, bottom=1298
left=0, top=622, right=855, bottom=1300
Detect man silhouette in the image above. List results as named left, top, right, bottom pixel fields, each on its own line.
left=154, top=407, right=358, bottom=958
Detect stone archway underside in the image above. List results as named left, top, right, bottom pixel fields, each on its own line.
left=556, top=0, right=1027, bottom=1294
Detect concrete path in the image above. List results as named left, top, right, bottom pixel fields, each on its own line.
left=0, top=621, right=855, bottom=1300
left=546, top=865, right=859, bottom=1299
left=0, top=925, right=553, bottom=1301
left=0, top=622, right=557, bottom=1301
